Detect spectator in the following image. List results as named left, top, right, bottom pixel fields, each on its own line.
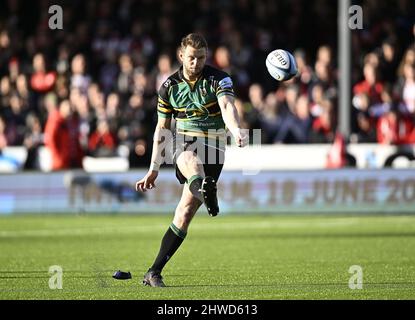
left=379, top=38, right=400, bottom=84
left=310, top=99, right=335, bottom=143
left=44, top=99, right=83, bottom=170
left=309, top=83, right=325, bottom=117
left=243, top=84, right=265, bottom=139
left=23, top=113, right=44, bottom=170
left=30, top=53, right=57, bottom=93
left=375, top=87, right=394, bottom=117
left=117, top=53, right=134, bottom=96
left=8, top=57, right=19, bottom=83
left=99, top=50, right=118, bottom=95
left=311, top=60, right=333, bottom=91
left=0, top=115, right=19, bottom=170
left=353, top=63, right=384, bottom=105
left=16, top=74, right=29, bottom=101
left=351, top=112, right=378, bottom=143
left=397, top=47, right=415, bottom=78
left=55, top=75, right=69, bottom=100
left=248, top=83, right=266, bottom=112
left=364, top=52, right=380, bottom=69
left=132, top=68, right=149, bottom=96
left=316, top=45, right=333, bottom=67
left=3, top=94, right=27, bottom=146
left=56, top=45, right=70, bottom=75
left=88, top=119, right=117, bottom=157
left=281, top=84, right=299, bottom=116
left=0, top=30, right=12, bottom=76
left=123, top=93, right=147, bottom=124
left=260, top=92, right=282, bottom=143
left=106, top=92, right=122, bottom=132
left=294, top=49, right=313, bottom=94
left=0, top=116, right=8, bottom=150
left=73, top=94, right=92, bottom=151
left=395, top=63, right=415, bottom=114
left=153, top=54, right=173, bottom=92
left=0, top=76, right=11, bottom=108
left=70, top=54, right=91, bottom=94
left=66, top=103, right=85, bottom=167
left=274, top=94, right=312, bottom=144
left=377, top=108, right=415, bottom=145
left=213, top=46, right=232, bottom=76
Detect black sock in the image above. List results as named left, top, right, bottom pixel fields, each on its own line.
left=188, top=175, right=203, bottom=201
left=150, top=223, right=187, bottom=273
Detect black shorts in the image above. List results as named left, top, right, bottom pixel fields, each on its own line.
left=173, top=134, right=225, bottom=184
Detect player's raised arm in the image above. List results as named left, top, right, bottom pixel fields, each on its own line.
left=218, top=94, right=248, bottom=148
left=135, top=116, right=172, bottom=192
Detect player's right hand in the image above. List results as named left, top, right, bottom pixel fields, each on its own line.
left=233, top=128, right=249, bottom=148
left=135, top=170, right=159, bottom=192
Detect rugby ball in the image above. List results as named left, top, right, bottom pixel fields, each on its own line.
left=266, top=49, right=298, bottom=81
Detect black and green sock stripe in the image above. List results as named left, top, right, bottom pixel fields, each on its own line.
left=169, top=223, right=187, bottom=239
left=150, top=223, right=187, bottom=272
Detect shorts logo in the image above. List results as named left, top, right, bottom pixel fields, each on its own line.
left=185, top=102, right=209, bottom=121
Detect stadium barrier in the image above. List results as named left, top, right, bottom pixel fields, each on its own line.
left=0, top=146, right=130, bottom=172
left=1, top=144, right=414, bottom=174
left=224, top=144, right=415, bottom=170
left=1, top=169, right=414, bottom=215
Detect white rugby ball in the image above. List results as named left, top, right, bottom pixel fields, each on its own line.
left=266, top=49, right=298, bottom=81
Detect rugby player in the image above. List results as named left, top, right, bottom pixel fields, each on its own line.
left=136, top=33, right=248, bottom=287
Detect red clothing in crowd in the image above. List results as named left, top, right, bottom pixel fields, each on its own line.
left=311, top=115, right=333, bottom=143
left=353, top=80, right=384, bottom=104
left=326, top=132, right=347, bottom=168
left=88, top=131, right=116, bottom=154
left=377, top=112, right=415, bottom=145
left=44, top=110, right=83, bottom=170
left=30, top=71, right=57, bottom=93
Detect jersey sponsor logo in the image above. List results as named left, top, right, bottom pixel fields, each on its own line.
left=218, top=77, right=233, bottom=89
left=185, top=102, right=209, bottom=121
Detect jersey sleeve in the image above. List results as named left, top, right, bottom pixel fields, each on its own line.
left=215, top=72, right=235, bottom=99
left=157, top=79, right=173, bottom=118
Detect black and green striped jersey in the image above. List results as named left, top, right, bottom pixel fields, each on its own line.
left=157, top=65, right=235, bottom=140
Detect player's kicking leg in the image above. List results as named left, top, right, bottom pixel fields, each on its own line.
left=143, top=182, right=202, bottom=287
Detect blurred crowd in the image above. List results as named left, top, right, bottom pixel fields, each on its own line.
left=0, top=0, right=414, bottom=170
left=350, top=0, right=415, bottom=145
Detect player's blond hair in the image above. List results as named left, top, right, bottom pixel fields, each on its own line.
left=180, top=33, right=208, bottom=51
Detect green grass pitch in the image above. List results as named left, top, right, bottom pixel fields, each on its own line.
left=0, top=214, right=414, bottom=299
